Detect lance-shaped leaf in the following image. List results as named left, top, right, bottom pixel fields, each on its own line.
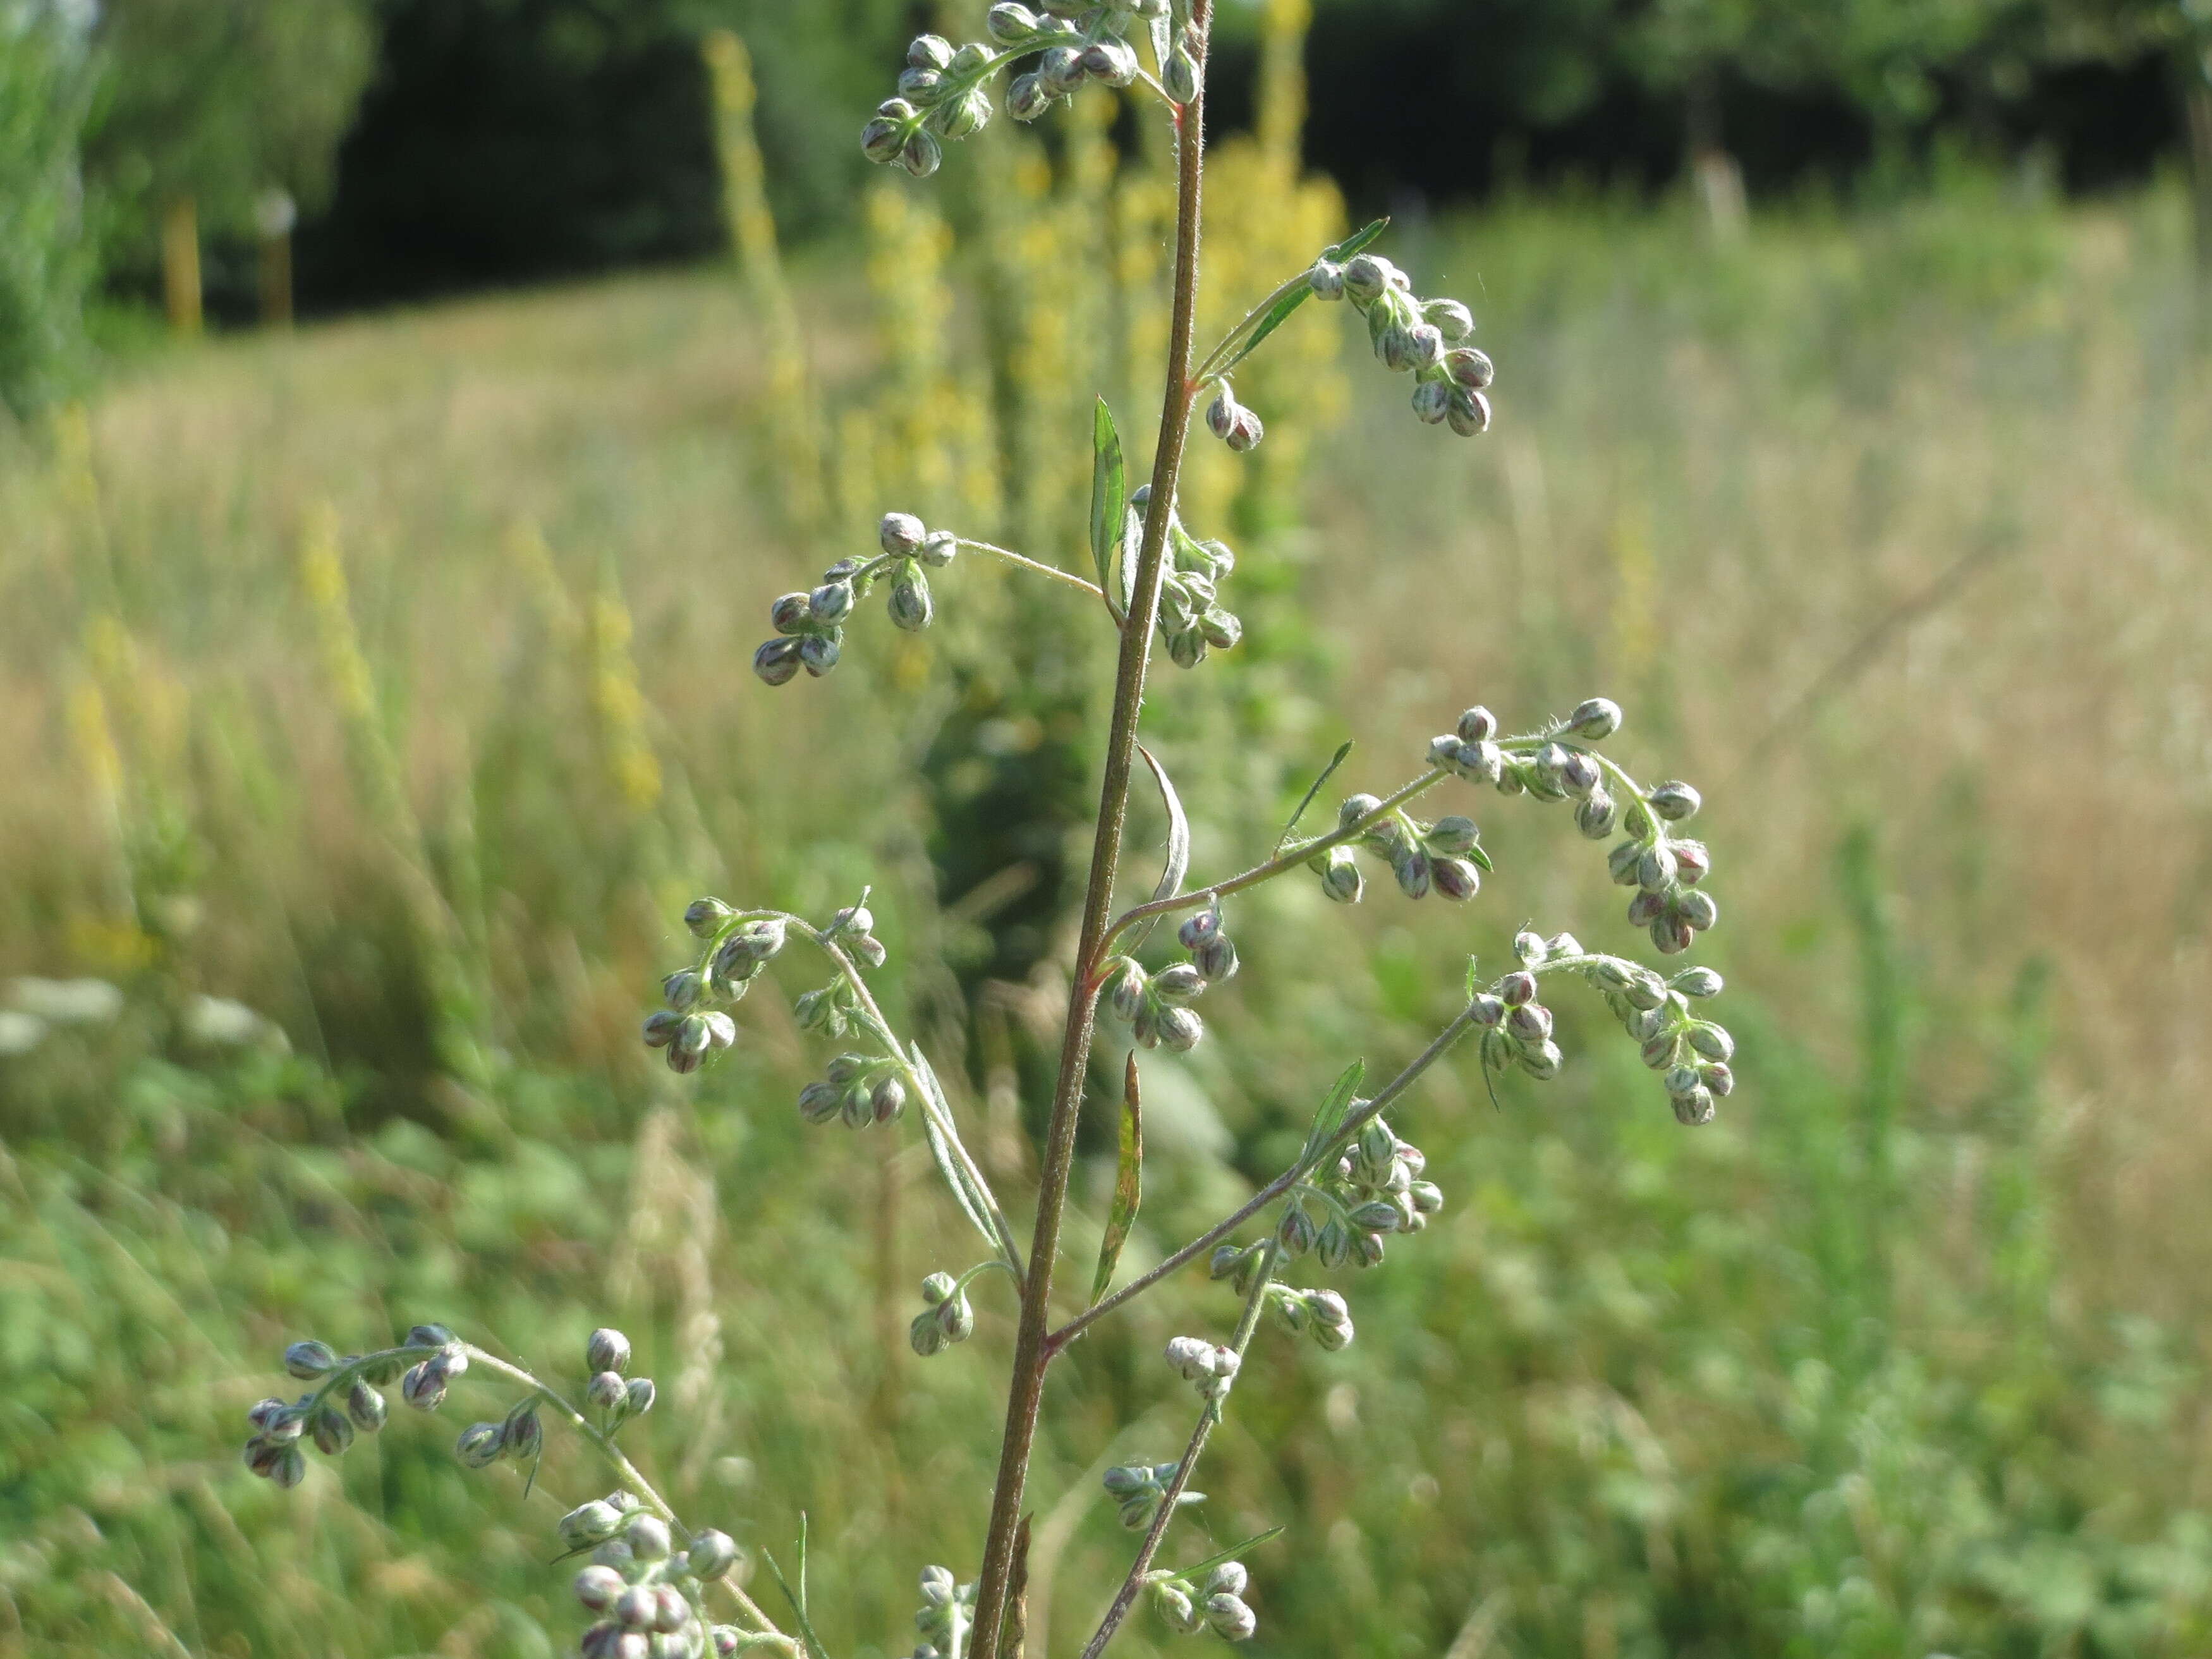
left=1172, top=1526, right=1287, bottom=1586
left=1212, top=217, right=1391, bottom=382
left=1091, top=1052, right=1145, bottom=1304
left=1301, top=1059, right=1366, bottom=1162
left=1126, top=744, right=1190, bottom=950
left=1090, top=399, right=1127, bottom=622
left=910, top=1043, right=1018, bottom=1270
left=1275, top=739, right=1354, bottom=856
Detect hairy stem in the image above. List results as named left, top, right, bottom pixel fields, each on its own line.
left=1078, top=1244, right=1279, bottom=1659
left=968, top=13, right=1214, bottom=1655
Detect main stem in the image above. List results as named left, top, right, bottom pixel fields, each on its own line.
left=968, top=18, right=1212, bottom=1656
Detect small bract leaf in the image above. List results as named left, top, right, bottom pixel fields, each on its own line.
left=1127, top=744, right=1191, bottom=950
left=1091, top=1052, right=1145, bottom=1304
left=1217, top=219, right=1391, bottom=380
left=1091, top=399, right=1127, bottom=621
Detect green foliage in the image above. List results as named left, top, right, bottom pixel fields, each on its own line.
left=86, top=0, right=377, bottom=241
left=0, top=3, right=94, bottom=418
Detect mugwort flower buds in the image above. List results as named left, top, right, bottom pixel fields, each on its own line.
left=588, top=1328, right=631, bottom=1376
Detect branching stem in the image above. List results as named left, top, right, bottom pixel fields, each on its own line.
left=1078, top=1243, right=1279, bottom=1659
left=968, top=11, right=1214, bottom=1655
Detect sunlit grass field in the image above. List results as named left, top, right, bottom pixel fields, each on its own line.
left=4, top=179, right=2212, bottom=1659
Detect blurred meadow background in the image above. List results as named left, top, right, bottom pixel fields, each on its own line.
left=6, top=1, right=2212, bottom=1656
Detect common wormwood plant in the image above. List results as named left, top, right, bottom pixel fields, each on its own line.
left=237, top=7, right=1735, bottom=1658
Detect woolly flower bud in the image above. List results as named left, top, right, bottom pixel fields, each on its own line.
left=1308, top=260, right=1346, bottom=300
left=1455, top=705, right=1496, bottom=743
left=1153, top=1581, right=1199, bottom=1633
left=889, top=566, right=933, bottom=632
left=1038, top=44, right=1083, bottom=94
left=1342, top=254, right=1392, bottom=304
left=1433, top=858, right=1481, bottom=901
left=1318, top=846, right=1363, bottom=904
left=400, top=1362, right=446, bottom=1411
left=809, top=581, right=854, bottom=626
left=456, top=1421, right=506, bottom=1469
left=1081, top=39, right=1138, bottom=86
left=1512, top=930, right=1548, bottom=966
left=284, top=1339, right=338, bottom=1380
left=1672, top=966, right=1724, bottom=999
left=1674, top=1087, right=1716, bottom=1126
left=1447, top=387, right=1493, bottom=437
left=1688, top=1022, right=1734, bottom=1062
left=1412, top=379, right=1452, bottom=424
left=753, top=638, right=802, bottom=686
left=909, top=1311, right=948, bottom=1358
left=1567, top=697, right=1622, bottom=739
left=1500, top=970, right=1537, bottom=1006
left=586, top=1370, right=628, bottom=1411
left=899, top=129, right=942, bottom=178
left=1206, top=387, right=1242, bottom=441
left=562, top=1500, right=625, bottom=1550
left=1678, top=889, right=1720, bottom=932
left=1225, top=407, right=1263, bottom=452
left=1194, top=933, right=1239, bottom=981
left=1577, top=789, right=1619, bottom=839
left=1156, top=1006, right=1204, bottom=1052
left=1206, top=1563, right=1249, bottom=1599
left=1650, top=780, right=1702, bottom=822
left=861, top=118, right=906, bottom=164
left=1469, top=992, right=1505, bottom=1027
left=907, top=33, right=952, bottom=70
left=1519, top=1040, right=1564, bottom=1080
left=875, top=513, right=928, bottom=559
left=576, top=1565, right=627, bottom=1613
left=625, top=1377, right=657, bottom=1417
left=346, top=1380, right=387, bottom=1431
left=1153, top=963, right=1206, bottom=1005
left=1425, top=297, right=1475, bottom=339
left=628, top=1514, right=673, bottom=1563
left=1637, top=844, right=1678, bottom=893
left=1559, top=750, right=1601, bottom=798
left=1674, top=839, right=1713, bottom=886
left=587, top=1328, right=632, bottom=1376
left=1206, top=1593, right=1257, bottom=1641
left=1428, top=732, right=1462, bottom=770
left=1164, top=44, right=1199, bottom=104
left=1164, top=1335, right=1215, bottom=1380
left=987, top=3, right=1040, bottom=42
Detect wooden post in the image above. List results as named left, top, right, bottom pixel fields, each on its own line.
left=256, top=188, right=298, bottom=327
left=161, top=197, right=202, bottom=336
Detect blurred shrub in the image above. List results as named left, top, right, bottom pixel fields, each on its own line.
left=0, top=0, right=95, bottom=420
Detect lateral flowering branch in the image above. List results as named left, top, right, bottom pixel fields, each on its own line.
left=236, top=9, right=1746, bottom=1659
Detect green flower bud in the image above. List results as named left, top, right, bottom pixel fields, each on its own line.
left=1636, top=844, right=1678, bottom=892
left=1343, top=253, right=1390, bottom=303
left=1673, top=1086, right=1716, bottom=1126
left=870, top=1074, right=908, bottom=1124
left=1446, top=347, right=1495, bottom=389
left=908, top=33, right=953, bottom=70
left=1678, top=889, right=1719, bottom=932
left=1080, top=39, right=1137, bottom=86
left=588, top=1370, right=628, bottom=1409
left=1153, top=963, right=1206, bottom=1004
left=628, top=1514, right=673, bottom=1562
left=587, top=1328, right=632, bottom=1376
left=1412, top=378, right=1452, bottom=423
left=1309, top=260, right=1346, bottom=300
left=1649, top=780, right=1702, bottom=822
left=1687, top=1023, right=1734, bottom=1061
left=344, top=1380, right=387, bottom=1431
left=1456, top=706, right=1497, bottom=743
left=1674, top=839, right=1713, bottom=885
left=1650, top=915, right=1694, bottom=955
left=798, top=1080, right=841, bottom=1124
left=753, top=638, right=802, bottom=686
left=1205, top=1592, right=1256, bottom=1641
left=1672, top=966, right=1723, bottom=998
left=1153, top=1581, right=1198, bottom=1632
left=897, top=66, right=944, bottom=102
left=898, top=129, right=942, bottom=178
left=1512, top=930, right=1548, bottom=966
left=889, top=566, right=933, bottom=631
left=1425, top=297, right=1475, bottom=339
left=1446, top=387, right=1493, bottom=437
left=1577, top=787, right=1618, bottom=839
left=1518, top=1040, right=1564, bottom=1080
left=284, top=1339, right=338, bottom=1380
left=616, top=1586, right=658, bottom=1630
left=456, top=1421, right=505, bottom=1468
left=576, top=1565, right=627, bottom=1612
left=1164, top=44, right=1199, bottom=103
left=399, top=1362, right=446, bottom=1411
left=1108, top=958, right=1150, bottom=1021
left=624, top=1377, right=657, bottom=1416
left=562, top=1500, right=624, bottom=1550
left=987, top=4, right=1041, bottom=43
left=910, top=1310, right=949, bottom=1357
left=690, top=1529, right=739, bottom=1579
left=1318, top=846, right=1364, bottom=903
left=1156, top=1006, right=1203, bottom=1052
left=861, top=118, right=907, bottom=164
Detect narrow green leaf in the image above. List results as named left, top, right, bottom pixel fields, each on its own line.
left=1091, top=1053, right=1145, bottom=1303
left=1462, top=954, right=1483, bottom=1003
left=1173, top=1527, right=1288, bottom=1588
left=911, top=1044, right=1000, bottom=1253
left=1215, top=218, right=1392, bottom=380
left=1275, top=739, right=1354, bottom=855
left=1468, top=838, right=1493, bottom=873
left=1090, top=399, right=1127, bottom=620
left=1126, top=744, right=1190, bottom=950
left=763, top=1523, right=831, bottom=1659
left=1118, top=501, right=1143, bottom=619
left=1302, top=1060, right=1365, bottom=1159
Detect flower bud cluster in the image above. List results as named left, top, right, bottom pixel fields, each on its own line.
left=1132, top=485, right=1242, bottom=671
left=908, top=1271, right=978, bottom=1356
left=1101, top=900, right=1241, bottom=1054
left=1579, top=956, right=1735, bottom=1124
left=1103, top=1461, right=1206, bottom=1531
left=1604, top=784, right=1717, bottom=957
left=244, top=1326, right=461, bottom=1487
left=583, top=1325, right=659, bottom=1428
left=798, top=1048, right=909, bottom=1130
left=755, top=516, right=956, bottom=686
left=1265, top=1284, right=1356, bottom=1352
left=643, top=912, right=788, bottom=1073
left=1469, top=935, right=1577, bottom=1081
left=1270, top=1114, right=1442, bottom=1274
left=1148, top=1560, right=1257, bottom=1641
left=1164, top=1334, right=1242, bottom=1401
left=1204, top=383, right=1263, bottom=453
left=570, top=1502, right=739, bottom=1659
left=1310, top=794, right=1485, bottom=906
left=1308, top=251, right=1493, bottom=436
left=906, top=1563, right=980, bottom=1659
